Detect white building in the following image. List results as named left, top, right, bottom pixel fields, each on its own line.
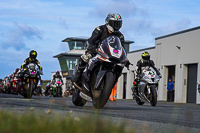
left=117, top=26, right=200, bottom=104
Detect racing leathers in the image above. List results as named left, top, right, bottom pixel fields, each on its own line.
left=132, top=59, right=161, bottom=94
left=71, top=24, right=125, bottom=83
left=52, top=74, right=63, bottom=85
left=20, top=57, right=43, bottom=84
left=21, top=57, right=43, bottom=72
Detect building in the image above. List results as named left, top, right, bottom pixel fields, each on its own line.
left=117, top=26, right=200, bottom=104
left=54, top=37, right=134, bottom=91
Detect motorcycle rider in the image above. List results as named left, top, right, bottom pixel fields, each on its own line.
left=21, top=50, right=43, bottom=73
left=21, top=50, right=43, bottom=83
left=132, top=51, right=162, bottom=95
left=52, top=71, right=63, bottom=85
left=71, top=13, right=130, bottom=99
left=49, top=71, right=63, bottom=97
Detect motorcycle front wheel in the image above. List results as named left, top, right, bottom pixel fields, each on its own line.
left=23, top=79, right=34, bottom=98
left=150, top=86, right=157, bottom=106
left=92, top=71, right=115, bottom=109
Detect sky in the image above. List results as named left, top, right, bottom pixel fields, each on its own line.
left=0, top=0, right=200, bottom=79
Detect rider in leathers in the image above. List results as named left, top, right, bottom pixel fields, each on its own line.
left=21, top=50, right=43, bottom=84
left=47, top=71, right=63, bottom=97
left=21, top=50, right=43, bottom=72
left=52, top=71, right=63, bottom=85
left=71, top=13, right=129, bottom=99
left=132, top=51, right=162, bottom=95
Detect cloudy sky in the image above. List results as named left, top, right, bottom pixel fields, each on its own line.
left=0, top=0, right=200, bottom=79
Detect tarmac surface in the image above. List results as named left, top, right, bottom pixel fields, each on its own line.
left=0, top=93, right=200, bottom=132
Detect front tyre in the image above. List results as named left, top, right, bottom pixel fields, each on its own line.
left=92, top=72, right=115, bottom=109
left=150, top=86, right=157, bottom=106
left=23, top=79, right=33, bottom=98
left=72, top=88, right=87, bottom=106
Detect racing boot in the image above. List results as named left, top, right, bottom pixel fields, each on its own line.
left=71, top=56, right=92, bottom=100
left=71, top=58, right=87, bottom=87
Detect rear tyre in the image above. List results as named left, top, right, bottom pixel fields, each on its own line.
left=72, top=88, right=87, bottom=106
left=56, top=87, right=59, bottom=97
left=150, top=86, right=157, bottom=106
left=92, top=72, right=115, bottom=109
left=136, top=97, right=145, bottom=105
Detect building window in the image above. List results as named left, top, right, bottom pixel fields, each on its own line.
left=68, top=41, right=86, bottom=50
left=66, top=59, right=77, bottom=70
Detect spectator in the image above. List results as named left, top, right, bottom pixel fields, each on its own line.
left=167, top=78, right=174, bottom=101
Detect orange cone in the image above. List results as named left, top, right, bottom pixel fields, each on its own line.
left=110, top=81, right=118, bottom=101
left=110, top=88, right=114, bottom=101
left=113, top=82, right=117, bottom=101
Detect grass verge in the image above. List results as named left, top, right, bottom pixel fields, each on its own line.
left=0, top=109, right=135, bottom=133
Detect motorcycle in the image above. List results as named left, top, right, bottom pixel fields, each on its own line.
left=22, top=63, right=41, bottom=98
left=4, top=77, right=11, bottom=94
left=72, top=35, right=131, bottom=109
left=132, top=66, right=160, bottom=106
left=34, top=83, right=43, bottom=96
left=0, top=85, right=2, bottom=93
left=45, top=82, right=51, bottom=96
left=52, top=80, right=62, bottom=97
left=64, top=86, right=75, bottom=97
left=10, top=74, right=19, bottom=95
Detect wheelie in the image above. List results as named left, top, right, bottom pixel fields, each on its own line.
left=131, top=51, right=162, bottom=106
left=71, top=13, right=132, bottom=108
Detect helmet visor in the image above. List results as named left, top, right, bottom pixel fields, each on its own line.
left=109, top=20, right=122, bottom=31
left=142, top=56, right=150, bottom=60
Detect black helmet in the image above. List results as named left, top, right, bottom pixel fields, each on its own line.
left=30, top=50, right=37, bottom=59
left=142, top=51, right=150, bottom=61
left=15, top=68, right=19, bottom=73
left=56, top=71, right=59, bottom=75
left=105, top=13, right=122, bottom=32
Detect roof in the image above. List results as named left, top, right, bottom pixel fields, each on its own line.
left=128, top=46, right=155, bottom=54
left=155, top=26, right=200, bottom=40
left=62, top=37, right=88, bottom=42
left=62, top=37, right=134, bottom=44
left=53, top=52, right=82, bottom=58
left=53, top=49, right=85, bottom=58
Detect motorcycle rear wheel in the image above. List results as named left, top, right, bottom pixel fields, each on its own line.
left=92, top=72, right=115, bottom=109
left=72, top=88, right=87, bottom=106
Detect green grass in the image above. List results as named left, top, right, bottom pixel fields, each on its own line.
left=0, top=110, right=135, bottom=133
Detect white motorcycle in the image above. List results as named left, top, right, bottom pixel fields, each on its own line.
left=132, top=66, right=160, bottom=106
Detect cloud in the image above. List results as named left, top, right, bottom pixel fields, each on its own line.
left=0, top=23, right=43, bottom=51
left=151, top=18, right=191, bottom=37
left=59, top=18, right=69, bottom=30
left=88, top=0, right=148, bottom=19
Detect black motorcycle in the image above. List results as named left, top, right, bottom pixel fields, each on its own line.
left=22, top=63, right=41, bottom=98
left=72, top=36, right=131, bottom=109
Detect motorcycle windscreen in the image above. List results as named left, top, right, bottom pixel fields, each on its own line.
left=29, top=63, right=36, bottom=70
left=106, top=36, right=122, bottom=50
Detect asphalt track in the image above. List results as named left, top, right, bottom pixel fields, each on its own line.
left=0, top=93, right=200, bottom=132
